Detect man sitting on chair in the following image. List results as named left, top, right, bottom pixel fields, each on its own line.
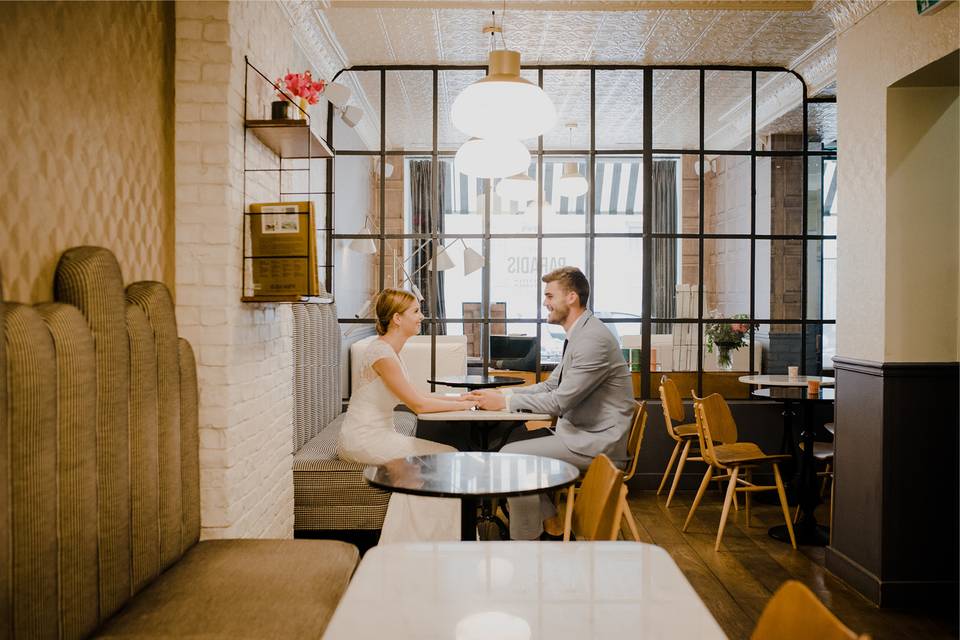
left=467, top=266, right=635, bottom=540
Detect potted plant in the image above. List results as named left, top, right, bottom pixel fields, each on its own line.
left=273, top=70, right=326, bottom=120
left=704, top=313, right=756, bottom=370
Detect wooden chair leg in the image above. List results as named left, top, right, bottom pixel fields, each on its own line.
left=772, top=464, right=797, bottom=549
left=619, top=486, right=641, bottom=542
left=715, top=467, right=739, bottom=551
left=820, top=463, right=832, bottom=496
left=744, top=469, right=751, bottom=527
left=666, top=439, right=692, bottom=508
left=562, top=485, right=575, bottom=542
left=657, top=441, right=682, bottom=495
left=682, top=466, right=714, bottom=532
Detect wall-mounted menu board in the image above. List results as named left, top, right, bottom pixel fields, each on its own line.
left=247, top=201, right=319, bottom=298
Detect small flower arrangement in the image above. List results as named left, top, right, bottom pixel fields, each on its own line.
left=274, top=70, right=326, bottom=105
left=705, top=313, right=757, bottom=369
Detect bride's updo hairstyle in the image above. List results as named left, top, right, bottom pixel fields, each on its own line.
left=375, top=288, right=416, bottom=336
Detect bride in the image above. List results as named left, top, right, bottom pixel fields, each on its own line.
left=337, top=288, right=475, bottom=543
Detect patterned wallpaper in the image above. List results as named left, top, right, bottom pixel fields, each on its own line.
left=0, top=1, right=175, bottom=303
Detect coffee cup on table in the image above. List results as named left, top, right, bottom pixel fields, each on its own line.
left=807, top=379, right=820, bottom=396
left=787, top=365, right=799, bottom=379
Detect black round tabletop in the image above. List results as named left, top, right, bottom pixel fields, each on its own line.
left=363, top=452, right=580, bottom=499
left=428, top=375, right=526, bottom=389
left=752, top=387, right=835, bottom=402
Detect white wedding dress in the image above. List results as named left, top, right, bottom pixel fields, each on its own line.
left=337, top=338, right=460, bottom=543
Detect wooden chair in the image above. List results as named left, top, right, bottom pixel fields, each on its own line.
left=683, top=393, right=797, bottom=550
left=562, top=454, right=630, bottom=541
left=658, top=375, right=705, bottom=508
left=751, top=580, right=870, bottom=640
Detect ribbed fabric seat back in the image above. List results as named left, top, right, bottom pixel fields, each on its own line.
left=1, top=246, right=200, bottom=639
left=292, top=302, right=341, bottom=452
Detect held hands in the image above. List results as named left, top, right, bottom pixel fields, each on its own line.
left=464, top=388, right=507, bottom=411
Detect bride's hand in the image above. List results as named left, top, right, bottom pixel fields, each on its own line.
left=460, top=400, right=478, bottom=411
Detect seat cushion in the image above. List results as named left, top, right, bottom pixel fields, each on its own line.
left=95, top=539, right=358, bottom=639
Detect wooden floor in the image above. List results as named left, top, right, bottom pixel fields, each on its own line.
left=625, top=490, right=958, bottom=640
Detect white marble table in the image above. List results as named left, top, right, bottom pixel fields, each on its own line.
left=738, top=374, right=834, bottom=387
left=322, top=542, right=727, bottom=640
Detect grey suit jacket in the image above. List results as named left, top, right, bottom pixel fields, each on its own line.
left=508, top=311, right=634, bottom=462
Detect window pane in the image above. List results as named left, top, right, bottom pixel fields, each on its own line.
left=439, top=237, right=483, bottom=322
left=595, top=156, right=642, bottom=232
left=704, top=238, right=750, bottom=316
left=596, top=70, right=643, bottom=150
left=678, top=155, right=701, bottom=234
left=756, top=239, right=802, bottom=323
left=653, top=69, right=698, bottom=150
left=810, top=156, right=838, bottom=236
left=490, top=238, right=539, bottom=319
left=543, top=70, right=591, bottom=150
left=602, top=320, right=641, bottom=398
left=705, top=155, right=751, bottom=234
left=651, top=237, right=699, bottom=324
left=806, top=239, right=837, bottom=321
left=593, top=237, right=642, bottom=317
left=764, top=155, right=804, bottom=236
left=333, top=70, right=380, bottom=152
left=542, top=158, right=588, bottom=232
left=439, top=70, right=481, bottom=154
left=335, top=155, right=376, bottom=233
left=757, top=72, right=804, bottom=151
left=822, top=324, right=836, bottom=370
left=758, top=323, right=805, bottom=375
left=491, top=160, right=538, bottom=235
left=440, top=158, right=484, bottom=235
left=704, top=70, right=751, bottom=151
left=386, top=70, right=432, bottom=152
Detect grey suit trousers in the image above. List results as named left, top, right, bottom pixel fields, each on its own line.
left=500, top=434, right=594, bottom=540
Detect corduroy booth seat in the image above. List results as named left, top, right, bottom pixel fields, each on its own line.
left=1, top=247, right=358, bottom=639
left=290, top=305, right=417, bottom=532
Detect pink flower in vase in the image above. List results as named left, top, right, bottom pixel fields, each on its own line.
left=731, top=323, right=749, bottom=334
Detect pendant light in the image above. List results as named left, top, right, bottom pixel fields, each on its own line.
left=451, top=18, right=556, bottom=141
left=496, top=172, right=536, bottom=203
left=455, top=138, right=530, bottom=179
left=557, top=123, right=588, bottom=199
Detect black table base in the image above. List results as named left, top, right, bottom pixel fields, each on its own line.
left=769, top=523, right=829, bottom=546
left=460, top=497, right=478, bottom=541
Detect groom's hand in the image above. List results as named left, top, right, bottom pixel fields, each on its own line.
left=466, top=389, right=506, bottom=411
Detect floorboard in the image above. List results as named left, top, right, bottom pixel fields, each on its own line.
left=627, top=491, right=959, bottom=640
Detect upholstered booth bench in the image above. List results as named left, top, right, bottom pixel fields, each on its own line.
left=1, top=247, right=358, bottom=639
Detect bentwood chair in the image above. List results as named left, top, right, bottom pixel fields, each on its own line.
left=751, top=581, right=870, bottom=640
left=683, top=393, right=796, bottom=550
left=562, top=454, right=634, bottom=541
left=658, top=376, right=705, bottom=507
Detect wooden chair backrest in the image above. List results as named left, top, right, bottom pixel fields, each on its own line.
left=622, top=401, right=647, bottom=482
left=572, top=454, right=624, bottom=541
left=692, top=393, right=738, bottom=466
left=658, top=375, right=685, bottom=432
left=750, top=580, right=868, bottom=640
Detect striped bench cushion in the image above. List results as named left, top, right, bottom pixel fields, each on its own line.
left=292, top=410, right=418, bottom=531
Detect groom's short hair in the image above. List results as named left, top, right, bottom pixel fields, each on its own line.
left=542, top=266, right=589, bottom=308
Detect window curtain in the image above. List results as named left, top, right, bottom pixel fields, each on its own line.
left=409, top=159, right=446, bottom=332
left=651, top=159, right=677, bottom=334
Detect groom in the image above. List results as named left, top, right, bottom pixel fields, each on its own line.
left=467, top=266, right=635, bottom=540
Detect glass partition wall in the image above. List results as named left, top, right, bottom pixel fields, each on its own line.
left=330, top=65, right=837, bottom=400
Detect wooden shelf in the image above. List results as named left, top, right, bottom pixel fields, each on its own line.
left=245, top=120, right=334, bottom=159
left=241, top=294, right=334, bottom=304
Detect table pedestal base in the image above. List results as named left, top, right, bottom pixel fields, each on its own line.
left=460, top=497, right=478, bottom=541
left=768, top=522, right=829, bottom=546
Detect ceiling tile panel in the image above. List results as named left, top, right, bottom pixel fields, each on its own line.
left=378, top=8, right=442, bottom=63
left=325, top=8, right=394, bottom=63
left=589, top=11, right=662, bottom=62
left=639, top=10, right=720, bottom=63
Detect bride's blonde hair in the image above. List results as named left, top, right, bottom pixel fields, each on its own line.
left=375, top=288, right=416, bottom=336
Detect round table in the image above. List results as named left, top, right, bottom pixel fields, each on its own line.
left=753, top=387, right=835, bottom=546
left=364, top=452, right=580, bottom=541
left=738, top=374, right=834, bottom=387
left=428, top=375, right=526, bottom=391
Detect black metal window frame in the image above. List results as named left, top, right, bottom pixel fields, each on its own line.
left=327, top=64, right=837, bottom=398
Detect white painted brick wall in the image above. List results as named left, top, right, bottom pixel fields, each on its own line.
left=175, top=0, right=329, bottom=540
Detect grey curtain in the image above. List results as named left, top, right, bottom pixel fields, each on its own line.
left=409, top=160, right=446, bottom=332
left=651, top=160, right=677, bottom=334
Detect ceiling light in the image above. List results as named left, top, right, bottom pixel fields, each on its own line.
left=455, top=138, right=530, bottom=179
left=451, top=49, right=556, bottom=141
left=495, top=172, right=536, bottom=203
left=324, top=82, right=351, bottom=109
left=558, top=162, right=589, bottom=199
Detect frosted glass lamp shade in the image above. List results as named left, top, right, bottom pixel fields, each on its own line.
left=348, top=222, right=378, bottom=254
left=455, top=138, right=530, bottom=179
left=495, top=172, right=536, bottom=203
left=433, top=247, right=456, bottom=271
left=463, top=246, right=485, bottom=275
left=558, top=162, right=589, bottom=199
left=451, top=50, right=557, bottom=140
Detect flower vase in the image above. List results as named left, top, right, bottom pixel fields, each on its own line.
left=715, top=342, right=739, bottom=371
left=296, top=98, right=309, bottom=121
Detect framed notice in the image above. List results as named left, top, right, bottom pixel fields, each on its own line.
left=248, top=201, right=318, bottom=297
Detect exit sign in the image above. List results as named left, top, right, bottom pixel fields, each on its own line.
left=917, top=0, right=948, bottom=15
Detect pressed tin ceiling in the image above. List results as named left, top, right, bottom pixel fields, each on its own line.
left=294, top=0, right=856, bottom=151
